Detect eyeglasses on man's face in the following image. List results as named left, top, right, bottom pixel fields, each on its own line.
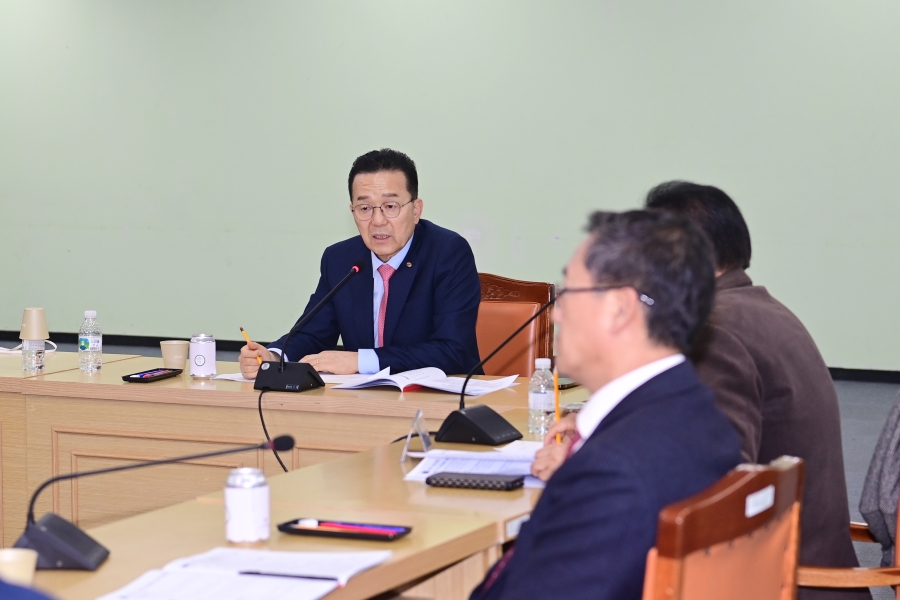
left=554, top=284, right=655, bottom=307
left=350, top=199, right=414, bottom=221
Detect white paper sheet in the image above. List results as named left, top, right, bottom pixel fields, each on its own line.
left=99, top=548, right=392, bottom=600
left=422, top=375, right=519, bottom=396
left=404, top=449, right=545, bottom=488
left=494, top=440, right=544, bottom=460
left=164, top=547, right=392, bottom=586
left=97, top=569, right=337, bottom=600
left=211, top=372, right=253, bottom=382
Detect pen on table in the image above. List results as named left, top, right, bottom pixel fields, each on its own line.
left=554, top=366, right=561, bottom=444
left=239, top=571, right=339, bottom=583
left=239, top=326, right=263, bottom=365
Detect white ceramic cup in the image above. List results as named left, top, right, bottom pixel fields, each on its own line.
left=0, top=547, right=38, bottom=586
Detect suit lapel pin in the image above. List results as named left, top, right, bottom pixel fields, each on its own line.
left=406, top=262, right=412, bottom=268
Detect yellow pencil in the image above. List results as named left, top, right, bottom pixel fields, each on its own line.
left=554, top=367, right=561, bottom=444
left=239, top=326, right=263, bottom=365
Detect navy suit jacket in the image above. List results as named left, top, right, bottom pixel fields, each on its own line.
left=270, top=219, right=483, bottom=375
left=0, top=581, right=54, bottom=600
left=471, top=361, right=742, bottom=600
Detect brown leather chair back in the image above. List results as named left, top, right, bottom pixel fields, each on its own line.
left=477, top=274, right=554, bottom=377
left=642, top=456, right=804, bottom=600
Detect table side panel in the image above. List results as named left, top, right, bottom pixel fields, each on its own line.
left=23, top=395, right=438, bottom=530
left=0, top=391, right=27, bottom=547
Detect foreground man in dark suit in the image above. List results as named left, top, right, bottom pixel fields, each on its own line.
left=470, top=210, right=742, bottom=600
left=0, top=580, right=53, bottom=600
left=240, top=149, right=481, bottom=377
left=645, top=181, right=870, bottom=600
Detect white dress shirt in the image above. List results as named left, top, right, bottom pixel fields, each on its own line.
left=573, top=353, right=686, bottom=452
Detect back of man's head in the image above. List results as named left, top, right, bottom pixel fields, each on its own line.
left=644, top=181, right=751, bottom=272
left=348, top=148, right=418, bottom=200
left=585, top=210, right=716, bottom=353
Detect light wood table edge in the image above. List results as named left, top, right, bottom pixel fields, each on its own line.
left=329, top=521, right=498, bottom=600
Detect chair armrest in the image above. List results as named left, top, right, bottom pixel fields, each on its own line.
left=798, top=566, right=900, bottom=588
left=849, top=521, right=878, bottom=543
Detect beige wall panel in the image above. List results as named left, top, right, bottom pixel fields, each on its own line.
left=0, top=391, right=27, bottom=547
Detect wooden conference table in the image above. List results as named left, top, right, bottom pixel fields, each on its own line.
left=33, top=427, right=539, bottom=600
left=0, top=352, right=140, bottom=547
left=0, top=353, right=588, bottom=548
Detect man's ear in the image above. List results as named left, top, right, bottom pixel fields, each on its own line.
left=413, top=198, right=424, bottom=223
left=606, top=287, right=642, bottom=335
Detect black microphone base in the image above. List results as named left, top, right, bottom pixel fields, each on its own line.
left=15, top=513, right=109, bottom=570
left=254, top=361, right=325, bottom=392
left=435, top=404, right=523, bottom=446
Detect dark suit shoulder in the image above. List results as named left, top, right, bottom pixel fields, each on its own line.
left=321, top=233, right=370, bottom=270
left=704, top=282, right=832, bottom=388
left=711, top=284, right=812, bottom=345
left=584, top=365, right=742, bottom=487
left=413, top=219, right=474, bottom=253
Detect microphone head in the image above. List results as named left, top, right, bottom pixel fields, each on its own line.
left=351, top=261, right=364, bottom=274
left=271, top=435, right=295, bottom=452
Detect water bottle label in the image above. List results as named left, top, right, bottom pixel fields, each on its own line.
left=529, top=391, right=554, bottom=411
left=79, top=336, right=102, bottom=351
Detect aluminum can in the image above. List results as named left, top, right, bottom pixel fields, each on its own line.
left=225, top=467, right=270, bottom=542
left=189, top=333, right=217, bottom=378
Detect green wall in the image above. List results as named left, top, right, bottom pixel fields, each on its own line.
left=1, top=1, right=898, bottom=370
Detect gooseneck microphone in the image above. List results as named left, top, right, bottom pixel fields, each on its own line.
left=15, top=436, right=295, bottom=571
left=435, top=297, right=556, bottom=446
left=255, top=262, right=364, bottom=393
left=278, top=263, right=364, bottom=373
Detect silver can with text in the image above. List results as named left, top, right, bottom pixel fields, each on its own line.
left=189, top=333, right=217, bottom=378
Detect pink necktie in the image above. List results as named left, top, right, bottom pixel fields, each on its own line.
left=377, top=264, right=396, bottom=348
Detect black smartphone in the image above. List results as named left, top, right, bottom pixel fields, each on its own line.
left=122, top=368, right=183, bottom=383
left=557, top=377, right=582, bottom=390
left=425, top=472, right=525, bottom=491
left=277, top=518, right=411, bottom=541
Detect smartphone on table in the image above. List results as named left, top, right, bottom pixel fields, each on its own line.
left=277, top=518, right=411, bottom=541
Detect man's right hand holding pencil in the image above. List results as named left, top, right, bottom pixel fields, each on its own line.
left=531, top=413, right=579, bottom=482
left=239, top=341, right=276, bottom=379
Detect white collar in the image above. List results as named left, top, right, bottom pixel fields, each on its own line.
left=574, top=354, right=685, bottom=450
left=370, top=234, right=414, bottom=274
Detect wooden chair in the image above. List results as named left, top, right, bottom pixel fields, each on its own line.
left=642, top=456, right=804, bottom=600
left=476, top=273, right=554, bottom=378
left=796, top=487, right=900, bottom=595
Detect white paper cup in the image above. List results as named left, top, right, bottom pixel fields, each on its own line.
left=0, top=548, right=38, bottom=586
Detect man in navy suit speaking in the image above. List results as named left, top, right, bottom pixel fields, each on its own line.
left=239, top=149, right=482, bottom=377
left=470, top=210, right=742, bottom=600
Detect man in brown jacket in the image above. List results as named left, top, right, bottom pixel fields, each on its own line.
left=644, top=181, right=869, bottom=600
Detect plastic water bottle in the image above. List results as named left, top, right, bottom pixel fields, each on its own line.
left=528, top=358, right=555, bottom=435
left=78, top=310, right=102, bottom=371
left=21, top=339, right=45, bottom=371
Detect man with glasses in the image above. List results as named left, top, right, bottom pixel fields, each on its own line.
left=470, top=210, right=741, bottom=600
left=239, top=148, right=482, bottom=377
